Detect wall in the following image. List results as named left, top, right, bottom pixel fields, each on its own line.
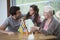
left=0, top=0, right=7, bottom=25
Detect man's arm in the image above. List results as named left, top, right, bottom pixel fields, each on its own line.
left=0, top=18, right=15, bottom=35
left=0, top=25, right=15, bottom=35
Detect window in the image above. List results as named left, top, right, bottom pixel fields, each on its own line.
left=10, top=0, right=60, bottom=16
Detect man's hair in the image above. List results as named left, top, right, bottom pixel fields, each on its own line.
left=10, top=6, right=20, bottom=16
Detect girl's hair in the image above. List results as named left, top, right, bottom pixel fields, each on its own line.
left=26, top=5, right=39, bottom=23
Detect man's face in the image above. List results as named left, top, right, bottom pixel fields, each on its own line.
left=16, top=10, right=21, bottom=19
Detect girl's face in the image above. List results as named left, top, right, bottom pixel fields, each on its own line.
left=29, top=7, right=34, bottom=16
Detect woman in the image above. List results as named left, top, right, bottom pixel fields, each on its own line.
left=25, top=5, right=41, bottom=27
left=31, top=6, right=60, bottom=37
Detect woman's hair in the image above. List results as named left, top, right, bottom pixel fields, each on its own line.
left=10, top=6, right=20, bottom=16
left=53, top=10, right=55, bottom=15
left=25, top=5, right=39, bottom=23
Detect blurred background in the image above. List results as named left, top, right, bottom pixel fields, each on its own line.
left=15, top=0, right=60, bottom=15
left=0, top=0, right=60, bottom=25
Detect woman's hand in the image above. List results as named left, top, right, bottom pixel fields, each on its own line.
left=30, top=26, right=40, bottom=32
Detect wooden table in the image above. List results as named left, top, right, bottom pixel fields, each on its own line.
left=0, top=33, right=56, bottom=40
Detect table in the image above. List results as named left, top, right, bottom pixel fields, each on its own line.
left=0, top=33, right=56, bottom=40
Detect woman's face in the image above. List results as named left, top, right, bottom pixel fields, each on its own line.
left=43, top=11, right=50, bottom=19
left=29, top=7, right=34, bottom=16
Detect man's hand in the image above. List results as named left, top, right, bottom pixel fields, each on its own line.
left=6, top=32, right=15, bottom=35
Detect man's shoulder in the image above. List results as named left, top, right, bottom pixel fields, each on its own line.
left=6, top=16, right=12, bottom=22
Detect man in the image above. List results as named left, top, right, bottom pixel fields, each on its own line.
left=0, top=6, right=21, bottom=35
left=31, top=6, right=60, bottom=36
